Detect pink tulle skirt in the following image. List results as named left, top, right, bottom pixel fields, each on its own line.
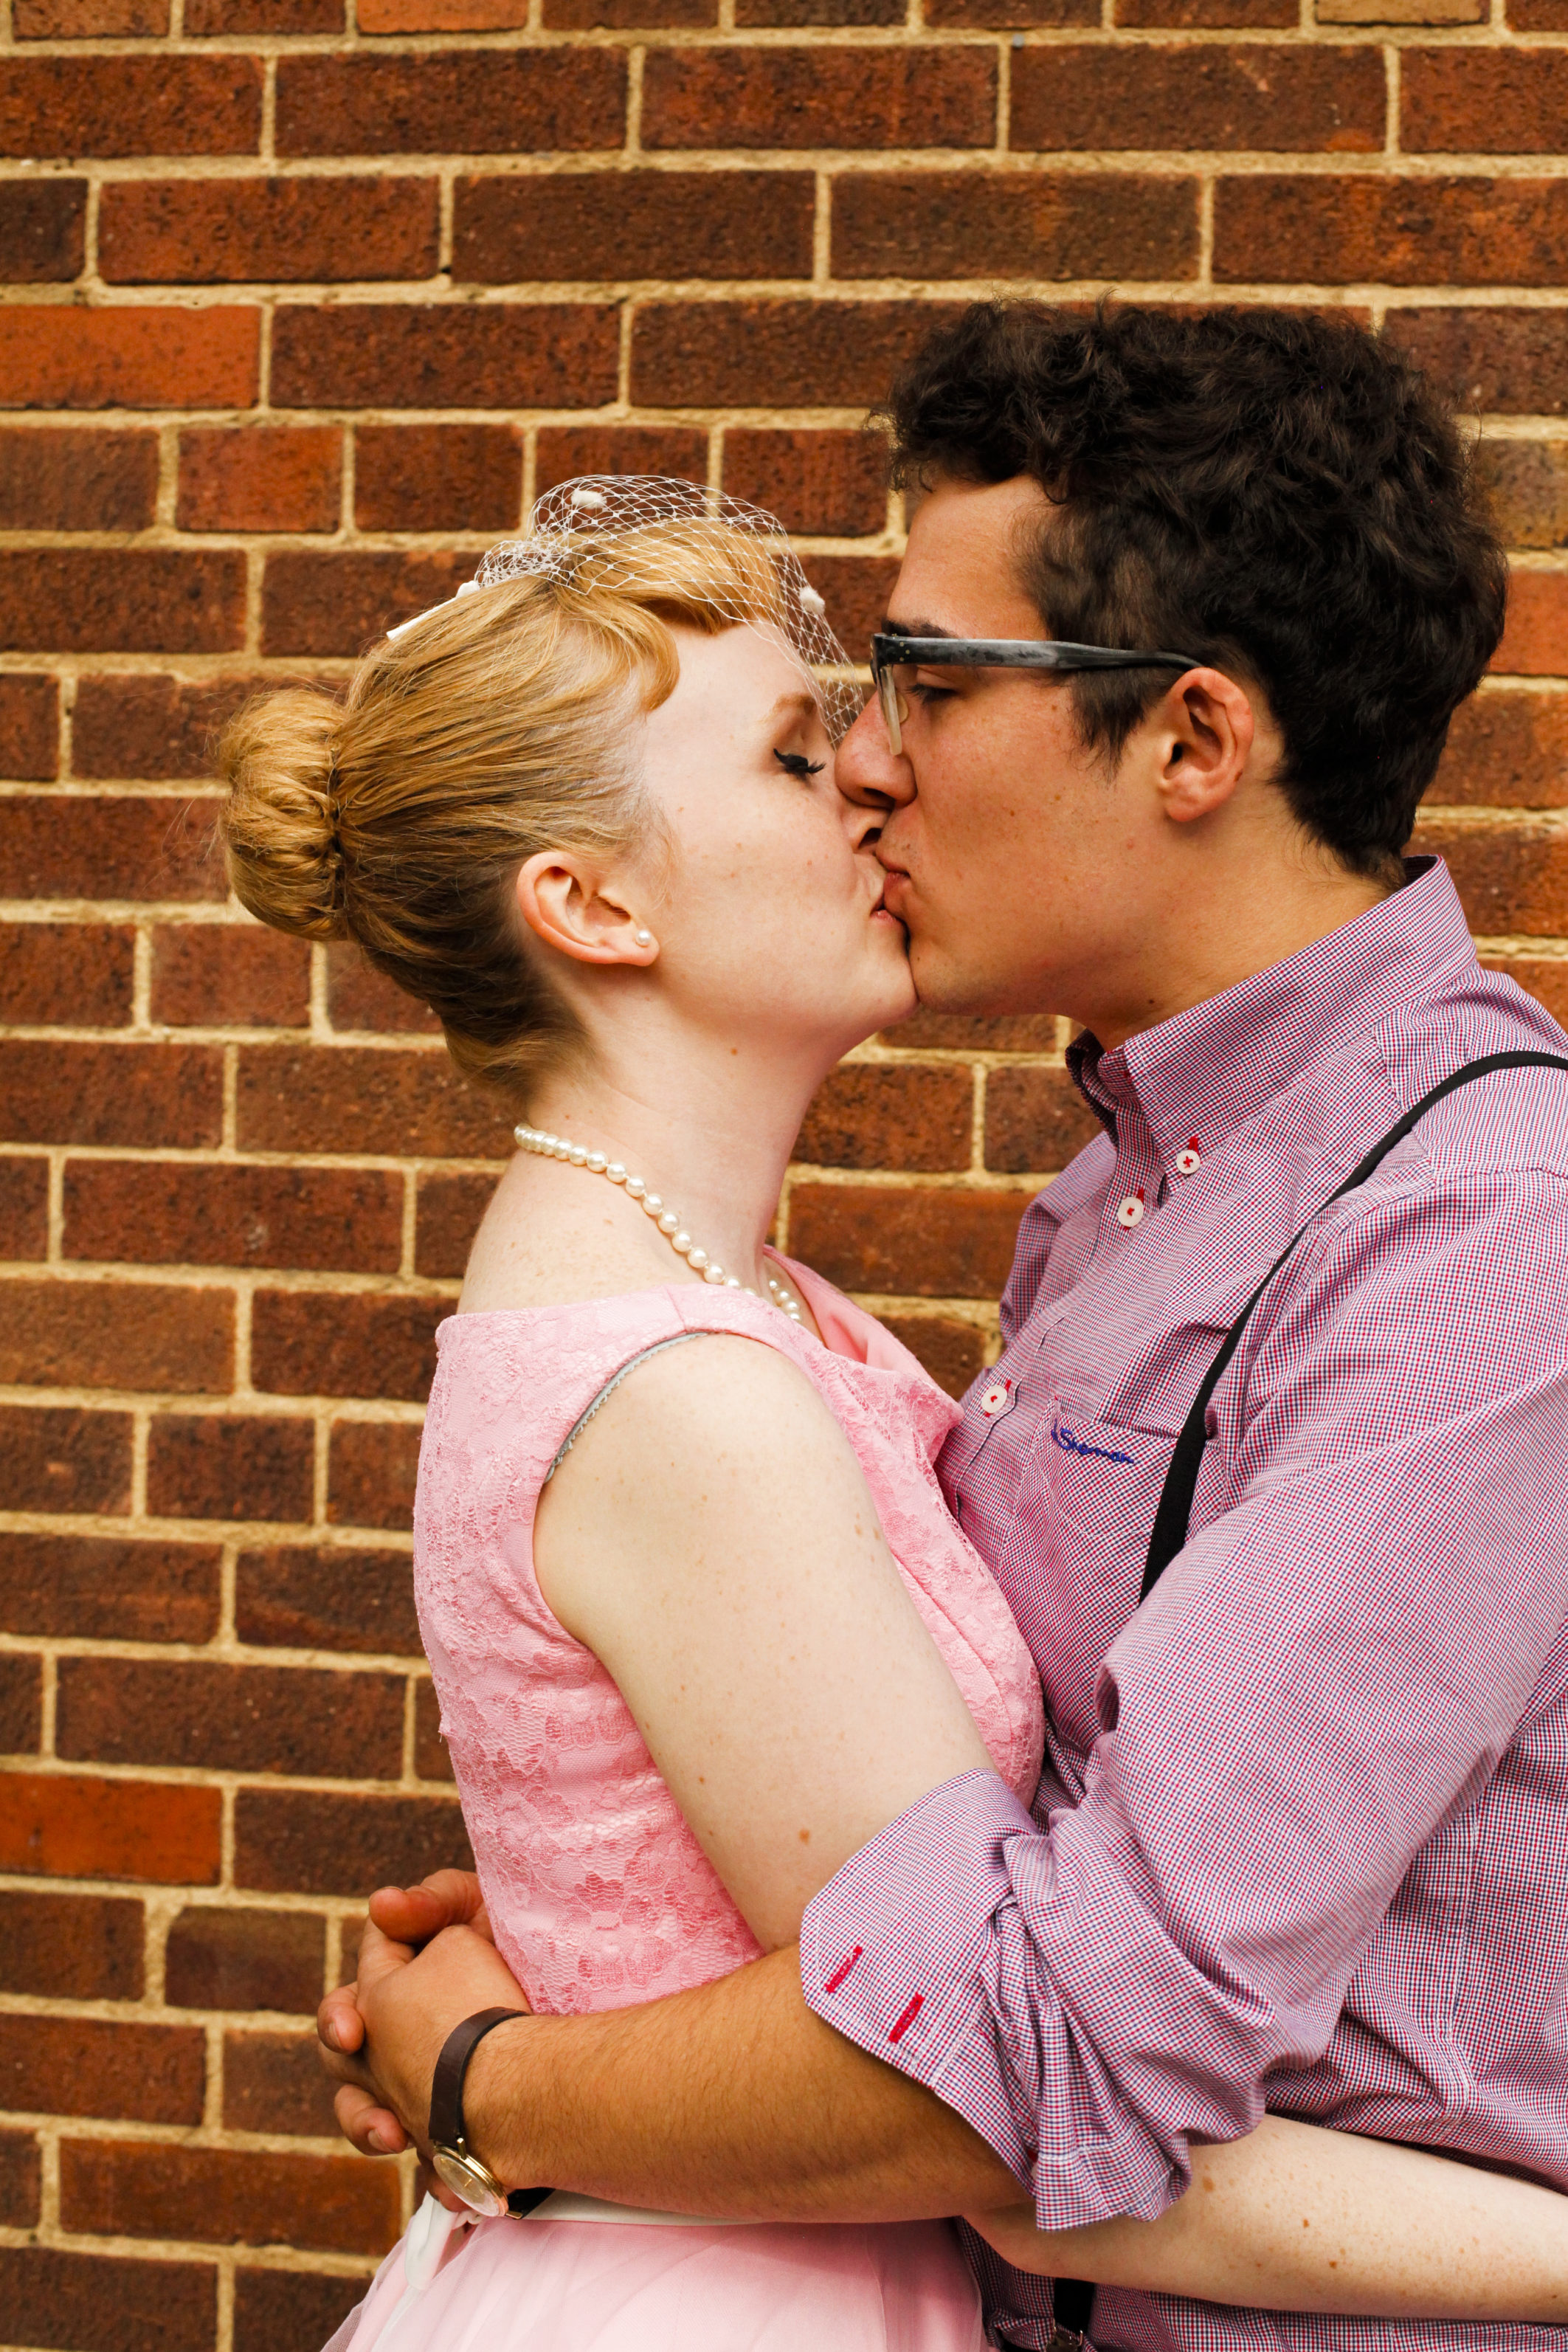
left=325, top=2193, right=988, bottom=2352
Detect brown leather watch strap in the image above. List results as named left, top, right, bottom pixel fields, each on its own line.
left=427, top=2006, right=527, bottom=2153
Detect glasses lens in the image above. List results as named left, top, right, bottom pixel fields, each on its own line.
left=877, top=663, right=906, bottom=754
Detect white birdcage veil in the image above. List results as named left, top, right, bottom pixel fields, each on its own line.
left=387, top=475, right=863, bottom=742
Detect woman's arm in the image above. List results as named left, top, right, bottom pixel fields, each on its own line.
left=969, top=2115, right=1568, bottom=2321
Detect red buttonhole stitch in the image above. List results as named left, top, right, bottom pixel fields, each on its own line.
left=888, top=1994, right=923, bottom=2044
left=825, top=1946, right=863, bottom=1995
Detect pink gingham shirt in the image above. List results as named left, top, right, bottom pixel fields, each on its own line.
left=801, top=860, right=1568, bottom=2352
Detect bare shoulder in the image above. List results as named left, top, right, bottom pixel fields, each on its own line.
left=555, top=1328, right=854, bottom=1483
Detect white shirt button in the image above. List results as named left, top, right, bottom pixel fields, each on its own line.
left=1116, top=1193, right=1145, bottom=1228
left=1174, top=1141, right=1201, bottom=1176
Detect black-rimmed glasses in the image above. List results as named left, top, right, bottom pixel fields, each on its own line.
left=870, top=631, right=1198, bottom=755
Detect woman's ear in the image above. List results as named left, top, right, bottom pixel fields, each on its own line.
left=514, top=852, right=657, bottom=968
left=1153, top=668, right=1257, bottom=824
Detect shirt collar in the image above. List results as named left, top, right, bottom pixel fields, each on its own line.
left=1068, top=858, right=1479, bottom=1170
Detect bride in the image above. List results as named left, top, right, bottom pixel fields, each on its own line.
left=220, top=482, right=1568, bottom=2352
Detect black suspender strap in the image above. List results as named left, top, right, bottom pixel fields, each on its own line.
left=1141, top=1049, right=1568, bottom=1601
left=1047, top=1049, right=1568, bottom=2351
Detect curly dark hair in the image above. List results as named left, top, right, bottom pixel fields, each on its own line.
left=883, top=302, right=1507, bottom=880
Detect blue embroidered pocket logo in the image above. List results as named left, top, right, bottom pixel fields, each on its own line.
left=1050, top=1412, right=1133, bottom=1466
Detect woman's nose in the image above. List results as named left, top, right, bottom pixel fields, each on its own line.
left=835, top=693, right=913, bottom=819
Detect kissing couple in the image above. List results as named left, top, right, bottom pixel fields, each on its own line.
left=222, top=301, right=1568, bottom=2352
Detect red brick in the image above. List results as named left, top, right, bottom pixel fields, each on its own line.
left=0, top=674, right=58, bottom=776
left=325, top=942, right=441, bottom=1033
left=0, top=1041, right=222, bottom=1148
left=0, top=58, right=261, bottom=158
left=795, top=1063, right=972, bottom=1170
left=1215, top=176, right=1568, bottom=289
left=1, top=1770, right=218, bottom=1886
left=224, top=2029, right=340, bottom=2134
left=102, top=177, right=438, bottom=287
left=58, top=1657, right=406, bottom=1778
left=277, top=51, right=625, bottom=154
left=547, top=0, right=713, bottom=21
left=66, top=1162, right=404, bottom=1274
left=143, top=1413, right=315, bottom=1520
left=1431, top=691, right=1568, bottom=807
left=189, top=0, right=339, bottom=21
left=62, top=2139, right=399, bottom=2256
left=454, top=170, right=813, bottom=283
left=0, top=1653, right=41, bottom=1752
left=236, top=1786, right=472, bottom=1895
left=0, top=1404, right=132, bottom=1515
left=261, top=548, right=479, bottom=655
left=353, top=423, right=520, bottom=534
left=1013, top=45, right=1382, bottom=153
left=272, top=300, right=620, bottom=413
left=833, top=171, right=1198, bottom=283
left=0, top=176, right=86, bottom=281
left=361, top=0, right=524, bottom=18
left=0, top=1533, right=221, bottom=1642
left=326, top=1419, right=423, bottom=1531
left=1403, top=50, right=1568, bottom=154
left=787, top=1182, right=1027, bottom=1296
left=926, top=0, right=1085, bottom=22
left=643, top=48, right=996, bottom=151
left=415, top=1677, right=453, bottom=1779
left=153, top=926, right=312, bottom=1027
left=74, top=674, right=271, bottom=780
left=738, top=0, right=898, bottom=19
left=0, top=304, right=259, bottom=408
left=177, top=424, right=341, bottom=533
left=0, top=922, right=134, bottom=1024
left=414, top=1170, right=494, bottom=1277
left=0, top=1279, right=232, bottom=1392
left=0, top=424, right=158, bottom=531
left=235, top=2269, right=364, bottom=2352
left=0, top=795, right=225, bottom=899
left=0, top=2247, right=214, bottom=2352
left=0, top=1157, right=48, bottom=1259
left=1412, top=815, right=1568, bottom=936
left=1477, top=437, right=1568, bottom=549
left=1116, top=0, right=1294, bottom=18
left=1482, top=953, right=1568, bottom=1024
left=15, top=0, right=167, bottom=29
left=237, top=1042, right=512, bottom=1156
left=0, top=1889, right=144, bottom=2000
left=797, top=551, right=898, bottom=661
left=252, top=1289, right=444, bottom=1403
left=0, top=2013, right=204, bottom=2120
left=985, top=1064, right=1104, bottom=1173
left=1511, top=0, right=1568, bottom=22
left=0, top=2130, right=41, bottom=2229
left=236, top=1540, right=421, bottom=1653
left=165, top=1906, right=325, bottom=2013
left=722, top=427, right=885, bottom=535
left=0, top=549, right=244, bottom=655
left=1493, top=573, right=1568, bottom=675
left=536, top=424, right=709, bottom=497
left=632, top=297, right=961, bottom=409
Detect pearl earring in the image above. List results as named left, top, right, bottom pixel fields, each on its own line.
left=635, top=929, right=652, bottom=947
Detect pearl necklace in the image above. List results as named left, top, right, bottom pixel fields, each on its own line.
left=514, top=1124, right=804, bottom=1322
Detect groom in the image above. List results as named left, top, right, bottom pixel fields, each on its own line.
left=320, top=303, right=1568, bottom=2351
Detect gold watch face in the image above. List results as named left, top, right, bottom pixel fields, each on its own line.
left=430, top=2143, right=510, bottom=2219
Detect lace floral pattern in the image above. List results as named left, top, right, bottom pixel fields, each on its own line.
left=415, top=1264, right=1044, bottom=2016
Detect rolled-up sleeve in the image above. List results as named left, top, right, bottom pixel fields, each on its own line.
left=801, top=1174, right=1568, bottom=2227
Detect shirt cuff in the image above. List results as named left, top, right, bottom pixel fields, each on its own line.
left=800, top=1768, right=1041, bottom=2184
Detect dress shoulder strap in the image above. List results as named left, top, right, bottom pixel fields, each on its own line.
left=543, top=1332, right=704, bottom=1485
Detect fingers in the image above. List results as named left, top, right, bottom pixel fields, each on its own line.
left=353, top=1917, right=417, bottom=1993
left=418, top=2159, right=468, bottom=2215
left=318, top=1984, right=366, bottom=2055
left=334, top=2082, right=410, bottom=2157
left=367, top=1870, right=487, bottom=1945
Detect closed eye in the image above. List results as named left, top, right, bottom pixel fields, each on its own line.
left=774, top=749, right=826, bottom=779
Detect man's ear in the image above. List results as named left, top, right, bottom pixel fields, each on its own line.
left=1151, top=668, right=1257, bottom=825
left=514, top=852, right=657, bottom=968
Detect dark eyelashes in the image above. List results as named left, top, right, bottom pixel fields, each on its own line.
left=773, top=749, right=826, bottom=779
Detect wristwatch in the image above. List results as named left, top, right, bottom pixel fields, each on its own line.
left=427, top=2007, right=539, bottom=2218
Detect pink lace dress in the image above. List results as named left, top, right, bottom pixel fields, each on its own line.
left=331, top=1255, right=1044, bottom=2352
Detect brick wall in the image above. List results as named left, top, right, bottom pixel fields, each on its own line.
left=1, top=0, right=1567, bottom=2343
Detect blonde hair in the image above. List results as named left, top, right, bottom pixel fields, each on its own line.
left=220, top=523, right=791, bottom=1104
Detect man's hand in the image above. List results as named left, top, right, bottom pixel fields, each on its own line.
left=317, top=1870, right=528, bottom=2162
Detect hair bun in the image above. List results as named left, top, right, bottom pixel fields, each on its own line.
left=219, top=687, right=348, bottom=941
